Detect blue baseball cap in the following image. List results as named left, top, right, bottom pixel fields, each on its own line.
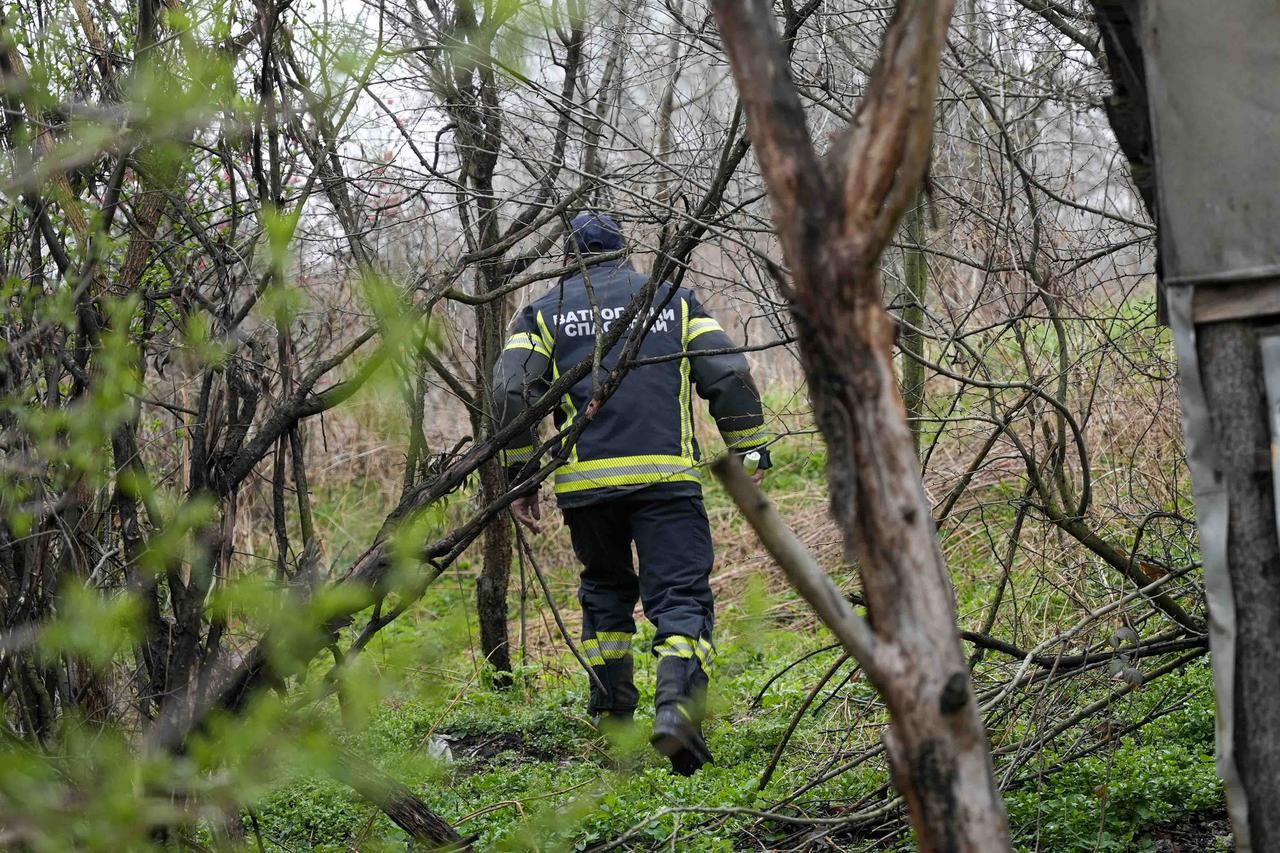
left=565, top=211, right=625, bottom=255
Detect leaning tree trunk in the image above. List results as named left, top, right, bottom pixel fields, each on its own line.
left=709, top=1, right=1010, bottom=849
left=330, top=748, right=467, bottom=850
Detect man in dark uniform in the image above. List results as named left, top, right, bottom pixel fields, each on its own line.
left=492, top=211, right=772, bottom=775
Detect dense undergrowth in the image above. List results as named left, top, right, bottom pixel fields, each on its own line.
left=243, top=436, right=1225, bottom=851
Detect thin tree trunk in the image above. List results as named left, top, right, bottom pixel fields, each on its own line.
left=451, top=12, right=515, bottom=680
left=900, top=191, right=929, bottom=459
left=655, top=0, right=684, bottom=206
left=476, top=459, right=513, bottom=678
left=475, top=259, right=512, bottom=682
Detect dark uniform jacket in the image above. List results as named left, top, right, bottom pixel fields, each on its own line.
left=492, top=258, right=772, bottom=508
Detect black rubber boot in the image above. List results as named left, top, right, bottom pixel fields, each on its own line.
left=650, top=705, right=712, bottom=776
left=653, top=655, right=706, bottom=713
left=591, top=709, right=635, bottom=731
left=651, top=654, right=713, bottom=774
left=587, top=656, right=639, bottom=720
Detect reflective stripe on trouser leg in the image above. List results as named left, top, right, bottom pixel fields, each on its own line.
left=654, top=634, right=715, bottom=669
left=654, top=634, right=714, bottom=719
left=562, top=502, right=641, bottom=715
left=630, top=495, right=716, bottom=717
left=582, top=631, right=637, bottom=714
left=632, top=496, right=715, bottom=645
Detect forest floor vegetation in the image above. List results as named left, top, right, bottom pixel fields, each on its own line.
left=246, top=440, right=1227, bottom=851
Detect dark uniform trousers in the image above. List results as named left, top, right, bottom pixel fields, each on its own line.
left=562, top=492, right=716, bottom=717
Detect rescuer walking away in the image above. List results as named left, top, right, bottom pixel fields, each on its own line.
left=491, top=211, right=773, bottom=775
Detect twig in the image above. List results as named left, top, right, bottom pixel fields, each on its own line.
left=758, top=651, right=852, bottom=791
left=751, top=642, right=841, bottom=708
left=512, top=518, right=607, bottom=695
left=457, top=778, right=593, bottom=823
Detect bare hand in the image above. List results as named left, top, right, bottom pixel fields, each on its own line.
left=512, top=492, right=543, bottom=533
left=751, top=469, right=766, bottom=486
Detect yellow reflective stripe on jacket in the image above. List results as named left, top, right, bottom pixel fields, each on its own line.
left=679, top=299, right=694, bottom=460
left=504, top=332, right=551, bottom=358
left=534, top=310, right=555, bottom=356
left=722, top=425, right=772, bottom=450
left=553, top=454, right=700, bottom=494
left=499, top=445, right=535, bottom=466
left=539, top=309, right=578, bottom=465
left=686, top=316, right=723, bottom=344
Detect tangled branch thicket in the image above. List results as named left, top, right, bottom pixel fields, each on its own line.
left=0, top=0, right=1206, bottom=847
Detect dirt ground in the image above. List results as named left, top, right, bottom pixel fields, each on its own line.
left=1151, top=810, right=1232, bottom=852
